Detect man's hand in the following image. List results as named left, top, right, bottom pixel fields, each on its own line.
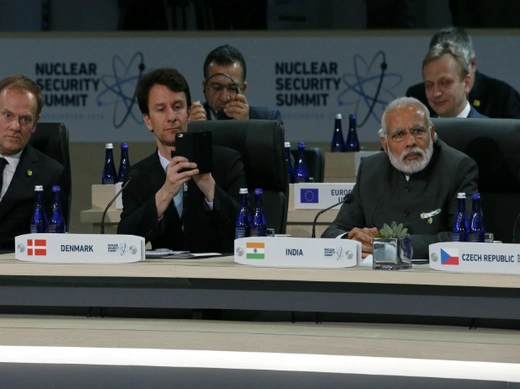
left=223, top=94, right=249, bottom=120
left=345, top=227, right=378, bottom=258
left=190, top=100, right=207, bottom=121
left=155, top=156, right=198, bottom=217
left=193, top=172, right=216, bottom=203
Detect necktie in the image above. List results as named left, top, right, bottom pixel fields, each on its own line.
left=173, top=186, right=183, bottom=218
left=165, top=164, right=183, bottom=219
left=0, top=158, right=7, bottom=197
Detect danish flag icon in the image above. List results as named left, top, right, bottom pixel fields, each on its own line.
left=27, top=239, right=47, bottom=256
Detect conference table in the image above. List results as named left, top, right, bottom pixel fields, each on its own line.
left=2, top=253, right=520, bottom=388
left=1, top=252, right=519, bottom=322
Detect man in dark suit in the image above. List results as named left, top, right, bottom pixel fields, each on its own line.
left=190, top=44, right=283, bottom=124
left=422, top=42, right=486, bottom=119
left=117, top=68, right=246, bottom=253
left=322, top=97, right=478, bottom=259
left=406, top=27, right=520, bottom=119
left=0, top=75, right=66, bottom=251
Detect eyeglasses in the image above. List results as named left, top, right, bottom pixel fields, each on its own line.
left=205, top=82, right=241, bottom=98
left=388, top=126, right=430, bottom=142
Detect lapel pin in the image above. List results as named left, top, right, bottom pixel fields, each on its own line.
left=27, top=169, right=33, bottom=177
left=420, top=208, right=441, bottom=222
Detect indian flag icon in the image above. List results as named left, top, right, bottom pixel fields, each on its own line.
left=246, top=242, right=265, bottom=259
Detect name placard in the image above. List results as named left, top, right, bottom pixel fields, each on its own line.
left=234, top=237, right=360, bottom=268
left=15, top=233, right=145, bottom=264
left=115, top=182, right=123, bottom=209
left=429, top=242, right=520, bottom=275
left=294, top=183, right=355, bottom=209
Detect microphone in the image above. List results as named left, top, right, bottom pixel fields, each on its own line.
left=311, top=192, right=354, bottom=238
left=100, top=169, right=138, bottom=234
left=512, top=211, right=520, bottom=243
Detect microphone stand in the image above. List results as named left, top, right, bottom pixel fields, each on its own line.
left=100, top=174, right=135, bottom=234
left=512, top=211, right=520, bottom=243
left=311, top=199, right=346, bottom=238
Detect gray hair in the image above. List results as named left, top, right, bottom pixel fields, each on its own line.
left=429, top=27, right=475, bottom=67
left=422, top=42, right=469, bottom=81
left=378, top=97, right=434, bottom=138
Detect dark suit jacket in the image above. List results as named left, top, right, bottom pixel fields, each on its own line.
left=406, top=71, right=520, bottom=119
left=0, top=144, right=66, bottom=251
left=321, top=140, right=478, bottom=259
left=203, top=102, right=283, bottom=124
left=430, top=103, right=487, bottom=119
left=467, top=105, right=487, bottom=118
left=117, top=145, right=246, bottom=253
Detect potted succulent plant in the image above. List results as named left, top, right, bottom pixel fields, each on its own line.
left=372, top=222, right=413, bottom=270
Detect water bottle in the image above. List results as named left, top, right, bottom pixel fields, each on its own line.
left=452, top=192, right=469, bottom=242
left=117, top=142, right=130, bottom=183
left=345, top=113, right=360, bottom=152
left=235, top=188, right=251, bottom=238
left=30, top=185, right=47, bottom=233
left=47, top=185, right=66, bottom=233
left=294, top=141, right=309, bottom=183
left=250, top=188, right=267, bottom=237
left=102, top=143, right=117, bottom=184
left=331, top=113, right=345, bottom=152
left=284, top=141, right=295, bottom=184
left=468, top=192, right=485, bottom=242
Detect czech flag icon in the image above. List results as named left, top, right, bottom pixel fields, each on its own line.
left=441, top=248, right=459, bottom=265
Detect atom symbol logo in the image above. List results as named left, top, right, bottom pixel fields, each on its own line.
left=337, top=51, right=402, bottom=127
left=97, top=52, right=146, bottom=128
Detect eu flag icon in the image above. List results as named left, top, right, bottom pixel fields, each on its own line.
left=301, top=188, right=319, bottom=203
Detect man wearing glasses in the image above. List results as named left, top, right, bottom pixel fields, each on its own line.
left=190, top=44, right=283, bottom=123
left=322, top=96, right=478, bottom=259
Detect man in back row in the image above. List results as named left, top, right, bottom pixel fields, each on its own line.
left=190, top=44, right=283, bottom=123
left=0, top=75, right=67, bottom=251
left=407, top=27, right=520, bottom=119
left=322, top=96, right=478, bottom=259
left=422, top=42, right=486, bottom=118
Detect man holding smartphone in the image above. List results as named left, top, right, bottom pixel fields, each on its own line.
left=190, top=44, right=283, bottom=123
left=117, top=68, right=246, bottom=253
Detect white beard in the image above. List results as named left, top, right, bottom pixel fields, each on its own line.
left=387, top=140, right=434, bottom=175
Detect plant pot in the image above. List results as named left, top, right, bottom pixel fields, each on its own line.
left=372, top=237, right=413, bottom=270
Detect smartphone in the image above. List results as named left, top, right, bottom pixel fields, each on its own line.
left=173, top=131, right=213, bottom=174
left=216, top=109, right=233, bottom=120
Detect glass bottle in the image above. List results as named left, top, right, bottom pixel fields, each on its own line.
left=468, top=192, right=485, bottom=242
left=30, top=185, right=47, bottom=233
left=235, top=188, right=251, bottom=239
left=250, top=188, right=267, bottom=237
left=453, top=192, right=469, bottom=242
left=117, top=142, right=130, bottom=183
left=47, top=185, right=66, bottom=233
left=330, top=113, right=345, bottom=152
left=294, top=141, right=309, bottom=183
left=284, top=141, right=295, bottom=184
left=102, top=143, right=117, bottom=184
left=345, top=113, right=360, bottom=152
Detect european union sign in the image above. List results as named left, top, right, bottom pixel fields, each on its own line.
left=300, top=188, right=319, bottom=203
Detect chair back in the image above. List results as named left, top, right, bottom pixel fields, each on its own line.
left=29, top=122, right=72, bottom=230
left=291, top=147, right=325, bottom=182
left=189, top=120, right=289, bottom=234
left=433, top=118, right=520, bottom=242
